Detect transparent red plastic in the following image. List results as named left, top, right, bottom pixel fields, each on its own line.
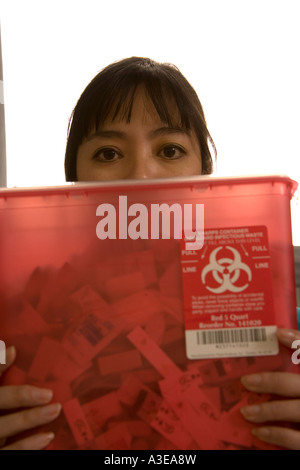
left=0, top=174, right=298, bottom=450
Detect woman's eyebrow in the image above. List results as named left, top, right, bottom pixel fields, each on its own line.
left=148, top=126, right=192, bottom=138
left=86, top=126, right=191, bottom=142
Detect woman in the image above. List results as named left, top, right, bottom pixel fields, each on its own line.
left=1, top=57, right=299, bottom=450
left=65, top=56, right=215, bottom=181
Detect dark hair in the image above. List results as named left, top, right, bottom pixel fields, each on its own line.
left=65, top=57, right=216, bottom=181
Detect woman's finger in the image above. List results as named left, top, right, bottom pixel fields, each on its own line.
left=0, top=438, right=6, bottom=447
left=241, top=371, right=300, bottom=397
left=241, top=398, right=300, bottom=423
left=0, top=385, right=53, bottom=409
left=277, top=328, right=300, bottom=349
left=251, top=426, right=300, bottom=450
left=1, top=432, right=55, bottom=450
left=0, top=402, right=61, bottom=439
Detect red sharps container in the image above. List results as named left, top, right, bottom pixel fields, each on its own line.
left=0, top=174, right=298, bottom=450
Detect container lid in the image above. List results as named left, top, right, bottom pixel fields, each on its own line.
left=0, top=173, right=298, bottom=199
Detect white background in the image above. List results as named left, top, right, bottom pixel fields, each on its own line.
left=0, top=0, right=299, bottom=243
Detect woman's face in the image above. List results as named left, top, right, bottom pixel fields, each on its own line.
left=76, top=89, right=202, bottom=181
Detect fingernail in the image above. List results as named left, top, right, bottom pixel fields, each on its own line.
left=252, top=427, right=270, bottom=438
left=241, top=374, right=262, bottom=389
left=240, top=404, right=261, bottom=418
left=32, top=388, right=53, bottom=404
left=40, top=403, right=61, bottom=417
left=36, top=432, right=55, bottom=448
left=5, top=345, right=16, bottom=363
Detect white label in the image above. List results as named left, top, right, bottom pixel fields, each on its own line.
left=185, top=325, right=279, bottom=359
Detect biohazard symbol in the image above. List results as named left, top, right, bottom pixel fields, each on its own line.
left=201, top=246, right=252, bottom=293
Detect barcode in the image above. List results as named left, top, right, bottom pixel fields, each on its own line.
left=197, top=328, right=267, bottom=345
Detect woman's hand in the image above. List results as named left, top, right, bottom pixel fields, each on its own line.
left=240, top=328, right=300, bottom=450
left=0, top=346, right=61, bottom=450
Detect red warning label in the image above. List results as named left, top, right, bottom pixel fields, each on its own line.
left=181, top=226, right=278, bottom=359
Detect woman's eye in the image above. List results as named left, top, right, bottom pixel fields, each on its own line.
left=159, top=145, right=186, bottom=159
left=93, top=148, right=121, bottom=162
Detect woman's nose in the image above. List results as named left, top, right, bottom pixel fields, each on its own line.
left=126, top=152, right=157, bottom=180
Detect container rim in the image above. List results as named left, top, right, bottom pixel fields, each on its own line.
left=0, top=173, right=298, bottom=199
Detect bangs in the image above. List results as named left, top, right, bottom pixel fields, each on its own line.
left=85, top=73, right=193, bottom=136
